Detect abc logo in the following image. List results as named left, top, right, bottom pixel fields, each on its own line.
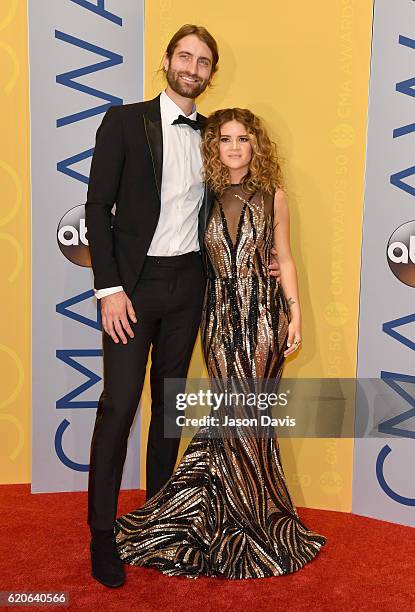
left=386, top=220, right=415, bottom=288
left=57, top=205, right=91, bottom=267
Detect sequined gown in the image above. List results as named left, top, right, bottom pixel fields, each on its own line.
left=115, top=185, right=326, bottom=578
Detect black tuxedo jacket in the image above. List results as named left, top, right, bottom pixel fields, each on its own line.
left=85, top=94, right=214, bottom=297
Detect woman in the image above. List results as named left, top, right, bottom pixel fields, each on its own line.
left=114, top=108, right=326, bottom=579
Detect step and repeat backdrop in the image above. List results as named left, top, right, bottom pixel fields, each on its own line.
left=29, top=0, right=144, bottom=493
left=0, top=0, right=413, bottom=527
left=353, top=0, right=415, bottom=526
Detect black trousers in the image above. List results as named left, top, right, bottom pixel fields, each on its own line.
left=87, top=252, right=205, bottom=530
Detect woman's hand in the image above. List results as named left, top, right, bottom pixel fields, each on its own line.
left=284, top=319, right=302, bottom=357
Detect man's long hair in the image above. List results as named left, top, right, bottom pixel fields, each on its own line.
left=165, top=24, right=219, bottom=74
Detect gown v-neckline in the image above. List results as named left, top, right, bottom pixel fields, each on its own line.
left=217, top=188, right=254, bottom=251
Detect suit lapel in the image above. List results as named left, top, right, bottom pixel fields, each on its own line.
left=197, top=113, right=207, bottom=130
left=143, top=95, right=163, bottom=200
left=198, top=183, right=214, bottom=238
left=197, top=112, right=214, bottom=234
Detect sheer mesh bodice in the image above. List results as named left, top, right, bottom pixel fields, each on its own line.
left=205, top=184, right=274, bottom=279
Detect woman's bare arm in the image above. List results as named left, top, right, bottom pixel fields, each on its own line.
left=273, top=189, right=302, bottom=355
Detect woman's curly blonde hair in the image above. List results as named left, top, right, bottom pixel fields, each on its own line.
left=201, top=108, right=284, bottom=196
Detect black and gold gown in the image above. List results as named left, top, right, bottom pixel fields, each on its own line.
left=114, top=185, right=326, bottom=579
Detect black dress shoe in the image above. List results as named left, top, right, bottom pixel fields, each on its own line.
left=90, top=527, right=125, bottom=588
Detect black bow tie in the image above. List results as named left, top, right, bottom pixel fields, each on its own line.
left=172, top=114, right=201, bottom=131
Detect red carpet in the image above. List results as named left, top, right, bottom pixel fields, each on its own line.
left=0, top=484, right=414, bottom=612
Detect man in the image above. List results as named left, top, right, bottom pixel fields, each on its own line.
left=86, top=24, right=280, bottom=588
left=86, top=24, right=219, bottom=588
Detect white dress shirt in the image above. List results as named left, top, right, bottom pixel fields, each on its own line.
left=94, top=90, right=204, bottom=299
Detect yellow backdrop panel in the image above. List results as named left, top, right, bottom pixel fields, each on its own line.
left=0, top=0, right=30, bottom=484
left=141, top=0, right=373, bottom=511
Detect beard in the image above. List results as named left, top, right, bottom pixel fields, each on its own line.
left=165, top=66, right=209, bottom=99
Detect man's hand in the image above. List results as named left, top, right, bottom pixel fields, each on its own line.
left=101, top=291, right=137, bottom=344
left=269, top=247, right=281, bottom=283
